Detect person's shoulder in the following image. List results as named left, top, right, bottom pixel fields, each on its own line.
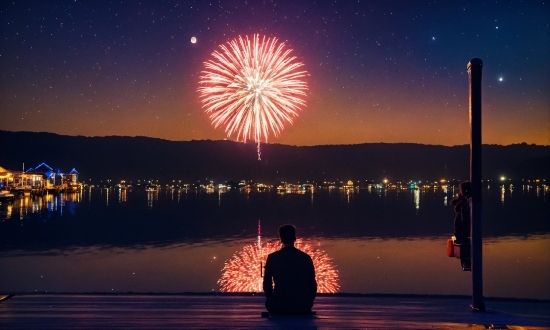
left=294, top=247, right=313, bottom=259
left=267, top=249, right=283, bottom=259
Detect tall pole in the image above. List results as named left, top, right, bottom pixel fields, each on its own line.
left=468, top=58, right=485, bottom=311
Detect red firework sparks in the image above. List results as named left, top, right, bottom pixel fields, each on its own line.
left=218, top=239, right=340, bottom=293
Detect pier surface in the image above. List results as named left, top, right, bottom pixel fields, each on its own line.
left=1, top=294, right=549, bottom=329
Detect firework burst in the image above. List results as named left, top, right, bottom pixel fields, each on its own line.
left=198, top=34, right=308, bottom=159
left=218, top=239, right=339, bottom=293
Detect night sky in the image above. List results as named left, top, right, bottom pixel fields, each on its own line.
left=1, top=0, right=548, bottom=146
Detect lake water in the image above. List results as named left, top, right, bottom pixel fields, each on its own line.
left=1, top=185, right=549, bottom=299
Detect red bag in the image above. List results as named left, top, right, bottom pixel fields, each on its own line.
left=446, top=238, right=455, bottom=257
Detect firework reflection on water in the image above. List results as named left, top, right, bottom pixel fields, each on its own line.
left=218, top=239, right=339, bottom=293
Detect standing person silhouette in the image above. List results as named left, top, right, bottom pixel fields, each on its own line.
left=263, top=224, right=317, bottom=315
left=451, top=181, right=471, bottom=242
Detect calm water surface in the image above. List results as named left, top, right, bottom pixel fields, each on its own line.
left=1, top=186, right=548, bottom=299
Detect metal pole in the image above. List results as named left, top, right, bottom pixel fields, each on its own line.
left=467, top=58, right=485, bottom=311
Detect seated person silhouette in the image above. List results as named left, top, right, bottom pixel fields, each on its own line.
left=263, top=224, right=317, bottom=315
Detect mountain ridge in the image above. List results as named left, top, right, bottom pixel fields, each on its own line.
left=1, top=130, right=548, bottom=183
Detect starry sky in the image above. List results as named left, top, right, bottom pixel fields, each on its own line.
left=1, top=0, right=548, bottom=146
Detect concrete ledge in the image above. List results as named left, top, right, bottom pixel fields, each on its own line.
left=0, top=294, right=548, bottom=329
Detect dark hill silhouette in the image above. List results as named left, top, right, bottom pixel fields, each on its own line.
left=1, top=131, right=548, bottom=183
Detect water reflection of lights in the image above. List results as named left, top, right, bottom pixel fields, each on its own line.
left=117, top=188, right=127, bottom=203
left=0, top=203, right=12, bottom=219
left=147, top=191, right=158, bottom=209
left=414, top=189, right=420, bottom=210
left=1, top=192, right=82, bottom=221
left=177, top=190, right=183, bottom=203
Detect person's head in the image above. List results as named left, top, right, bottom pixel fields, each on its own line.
left=459, top=181, right=471, bottom=198
left=279, top=224, right=296, bottom=246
